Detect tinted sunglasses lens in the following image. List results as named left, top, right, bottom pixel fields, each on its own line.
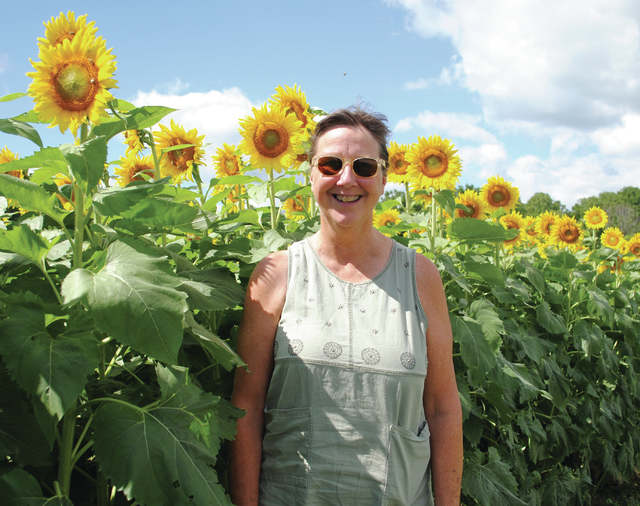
left=317, top=156, right=343, bottom=175
left=353, top=158, right=378, bottom=177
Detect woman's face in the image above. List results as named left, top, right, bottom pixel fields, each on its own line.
left=310, top=126, right=386, bottom=232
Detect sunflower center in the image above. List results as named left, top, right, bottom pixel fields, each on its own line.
left=168, top=139, right=195, bottom=172
left=254, top=121, right=289, bottom=158
left=224, top=156, right=240, bottom=175
left=631, top=244, right=640, bottom=255
left=591, top=214, right=602, bottom=224
left=52, top=59, right=99, bottom=111
left=608, top=236, right=620, bottom=246
left=420, top=149, right=448, bottom=178
left=285, top=102, right=307, bottom=128
left=463, top=204, right=477, bottom=218
left=392, top=156, right=407, bottom=175
left=132, top=164, right=154, bottom=181
left=292, top=200, right=304, bottom=212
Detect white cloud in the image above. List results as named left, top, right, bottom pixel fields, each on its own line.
left=133, top=86, right=255, bottom=147
left=591, top=113, right=640, bottom=155
left=404, top=61, right=463, bottom=89
left=505, top=153, right=640, bottom=207
left=386, top=0, right=640, bottom=130
left=132, top=86, right=256, bottom=181
left=394, top=110, right=497, bottom=143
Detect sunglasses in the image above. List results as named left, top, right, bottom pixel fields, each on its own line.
left=312, top=155, right=386, bottom=178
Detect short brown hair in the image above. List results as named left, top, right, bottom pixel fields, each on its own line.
left=309, top=105, right=390, bottom=174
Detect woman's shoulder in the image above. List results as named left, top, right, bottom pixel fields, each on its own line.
left=250, top=249, right=289, bottom=292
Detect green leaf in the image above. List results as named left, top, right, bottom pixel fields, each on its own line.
left=448, top=219, right=517, bottom=244
left=450, top=313, right=498, bottom=386
left=247, top=181, right=269, bottom=205
left=470, top=302, right=504, bottom=350
left=0, top=92, right=28, bottom=102
left=0, top=147, right=67, bottom=173
left=61, top=238, right=188, bottom=364
left=263, top=229, right=293, bottom=252
left=217, top=209, right=262, bottom=228
left=536, top=302, right=567, bottom=334
left=92, top=180, right=168, bottom=215
left=464, top=260, right=505, bottom=288
left=93, top=402, right=234, bottom=506
left=91, top=105, right=176, bottom=140
left=0, top=468, right=72, bottom=506
left=0, top=224, right=50, bottom=266
left=0, top=174, right=69, bottom=225
left=548, top=250, right=579, bottom=270
left=0, top=305, right=100, bottom=427
left=185, top=312, right=246, bottom=371
left=179, top=268, right=245, bottom=311
left=433, top=189, right=456, bottom=216
left=462, top=448, right=528, bottom=506
left=0, top=119, right=43, bottom=147
left=60, top=137, right=108, bottom=194
left=524, top=265, right=546, bottom=294
left=499, top=356, right=551, bottom=400
left=572, top=320, right=604, bottom=357
left=587, top=288, right=614, bottom=327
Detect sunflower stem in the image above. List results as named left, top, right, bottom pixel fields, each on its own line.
left=404, top=182, right=411, bottom=214
left=148, top=131, right=162, bottom=181
left=430, top=187, right=437, bottom=256
left=268, top=171, right=278, bottom=229
left=57, top=400, right=78, bottom=498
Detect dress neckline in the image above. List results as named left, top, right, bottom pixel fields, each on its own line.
left=303, top=237, right=396, bottom=286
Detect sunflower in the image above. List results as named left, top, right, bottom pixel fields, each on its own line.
left=27, top=29, right=117, bottom=135
left=536, top=211, right=558, bottom=241
left=626, top=233, right=640, bottom=257
left=406, top=135, right=461, bottom=190
left=373, top=209, right=401, bottom=232
left=601, top=227, right=625, bottom=250
left=238, top=104, right=304, bottom=174
left=292, top=153, right=310, bottom=171
left=114, top=154, right=155, bottom=186
left=583, top=206, right=608, bottom=230
left=123, top=130, right=144, bottom=157
left=481, top=175, right=519, bottom=213
left=283, top=195, right=307, bottom=221
left=550, top=215, right=584, bottom=252
left=387, top=142, right=411, bottom=183
left=154, top=119, right=206, bottom=183
left=500, top=211, right=525, bottom=249
left=0, top=147, right=21, bottom=178
left=213, top=143, right=243, bottom=178
left=38, top=11, right=97, bottom=49
left=269, top=84, right=316, bottom=138
left=523, top=216, right=539, bottom=246
left=454, top=189, right=485, bottom=219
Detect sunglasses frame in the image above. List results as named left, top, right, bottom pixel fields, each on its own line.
left=311, top=155, right=386, bottom=179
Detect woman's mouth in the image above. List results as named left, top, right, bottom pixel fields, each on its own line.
left=333, top=194, right=361, bottom=203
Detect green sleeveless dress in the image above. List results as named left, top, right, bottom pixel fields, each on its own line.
left=259, top=239, right=434, bottom=506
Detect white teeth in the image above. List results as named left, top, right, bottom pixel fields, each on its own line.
left=335, top=195, right=360, bottom=202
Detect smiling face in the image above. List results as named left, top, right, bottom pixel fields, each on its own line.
left=310, top=126, right=386, bottom=233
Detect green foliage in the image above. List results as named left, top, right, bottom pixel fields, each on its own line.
left=520, top=192, right=567, bottom=217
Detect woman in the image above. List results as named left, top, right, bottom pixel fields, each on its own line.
left=229, top=107, right=462, bottom=505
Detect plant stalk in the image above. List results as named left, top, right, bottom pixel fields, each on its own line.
left=57, top=400, right=78, bottom=497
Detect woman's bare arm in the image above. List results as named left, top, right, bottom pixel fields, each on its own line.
left=416, top=254, right=463, bottom=505
left=229, top=251, right=288, bottom=506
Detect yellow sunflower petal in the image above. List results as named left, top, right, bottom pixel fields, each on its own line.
left=583, top=206, right=608, bottom=229
left=601, top=227, right=625, bottom=250
left=38, top=11, right=98, bottom=49
left=154, top=119, right=206, bottom=184
left=213, top=143, right=244, bottom=178
left=455, top=189, right=485, bottom=219
left=268, top=84, right=316, bottom=139
left=387, top=141, right=411, bottom=184
left=114, top=153, right=155, bottom=187
left=500, top=211, right=525, bottom=249
left=550, top=215, right=584, bottom=252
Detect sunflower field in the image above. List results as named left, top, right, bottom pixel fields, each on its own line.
left=1, top=12, right=639, bottom=506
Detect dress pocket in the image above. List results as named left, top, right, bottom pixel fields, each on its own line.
left=261, top=407, right=313, bottom=487
left=382, top=423, right=432, bottom=505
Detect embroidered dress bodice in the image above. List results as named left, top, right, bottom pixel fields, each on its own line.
left=259, top=238, right=434, bottom=506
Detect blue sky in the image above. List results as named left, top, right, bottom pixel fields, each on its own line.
left=2, top=0, right=639, bottom=207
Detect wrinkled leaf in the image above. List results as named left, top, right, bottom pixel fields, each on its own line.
left=0, top=174, right=69, bottom=225
left=60, top=137, right=108, bottom=194
left=451, top=313, right=498, bottom=386
left=185, top=312, right=246, bottom=371
left=62, top=238, right=188, bottom=364
left=536, top=302, right=567, bottom=335
left=0, top=118, right=43, bottom=147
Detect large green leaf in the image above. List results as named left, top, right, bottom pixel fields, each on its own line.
left=92, top=181, right=168, bottom=216
left=92, top=392, right=235, bottom=505
left=0, top=224, right=50, bottom=267
left=0, top=468, right=72, bottom=506
left=0, top=175, right=69, bottom=225
left=470, top=301, right=504, bottom=350
left=465, top=260, right=505, bottom=288
left=0, top=92, right=28, bottom=102
left=0, top=305, right=100, bottom=428
left=0, top=118, right=43, bottom=147
left=60, top=137, right=108, bottom=195
left=0, top=146, right=66, bottom=173
left=178, top=268, right=245, bottom=311
left=450, top=313, right=498, bottom=386
left=61, top=238, right=188, bottom=364
left=185, top=312, right=246, bottom=371
left=536, top=302, right=568, bottom=335
left=462, top=448, right=528, bottom=506
left=587, top=288, right=614, bottom=327
left=90, top=105, right=176, bottom=141
left=447, top=219, right=517, bottom=244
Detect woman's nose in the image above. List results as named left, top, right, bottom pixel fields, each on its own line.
left=337, top=162, right=357, bottom=185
